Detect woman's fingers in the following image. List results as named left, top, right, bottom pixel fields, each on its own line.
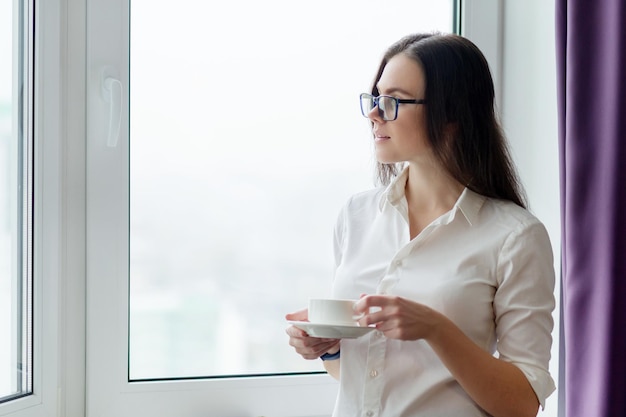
left=286, top=328, right=340, bottom=359
left=354, top=294, right=397, bottom=311
left=285, top=307, right=340, bottom=359
left=354, top=294, right=397, bottom=326
left=285, top=308, right=309, bottom=322
left=353, top=295, right=439, bottom=340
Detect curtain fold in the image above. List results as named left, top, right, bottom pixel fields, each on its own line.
left=556, top=1, right=626, bottom=416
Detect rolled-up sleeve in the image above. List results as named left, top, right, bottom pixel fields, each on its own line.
left=494, top=220, right=557, bottom=408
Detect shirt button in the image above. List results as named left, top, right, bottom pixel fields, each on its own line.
left=394, top=260, right=403, bottom=267
left=375, top=330, right=384, bottom=338
left=366, top=411, right=374, bottom=417
left=370, top=369, right=378, bottom=378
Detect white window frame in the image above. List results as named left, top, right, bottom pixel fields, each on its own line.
left=460, top=0, right=503, bottom=106
left=1, top=0, right=86, bottom=415
left=0, top=1, right=505, bottom=417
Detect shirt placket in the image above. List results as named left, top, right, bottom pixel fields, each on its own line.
left=361, top=329, right=386, bottom=417
left=360, top=242, right=414, bottom=417
left=361, top=223, right=443, bottom=417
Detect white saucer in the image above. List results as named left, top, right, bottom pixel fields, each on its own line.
left=288, top=321, right=375, bottom=339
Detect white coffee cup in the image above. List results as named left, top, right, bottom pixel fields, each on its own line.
left=308, top=298, right=362, bottom=326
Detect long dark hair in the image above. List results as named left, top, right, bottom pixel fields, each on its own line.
left=371, top=33, right=527, bottom=208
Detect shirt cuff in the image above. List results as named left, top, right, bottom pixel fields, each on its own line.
left=514, top=362, right=556, bottom=409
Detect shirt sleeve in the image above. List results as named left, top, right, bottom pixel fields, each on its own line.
left=494, top=219, right=557, bottom=409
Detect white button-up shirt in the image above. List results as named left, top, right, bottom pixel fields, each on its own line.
left=331, top=168, right=556, bottom=417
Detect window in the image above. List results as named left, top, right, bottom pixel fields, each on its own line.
left=0, top=0, right=33, bottom=404
left=86, top=1, right=461, bottom=415
left=126, top=0, right=457, bottom=381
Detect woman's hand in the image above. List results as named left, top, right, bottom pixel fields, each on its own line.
left=285, top=309, right=340, bottom=360
left=354, top=294, right=444, bottom=341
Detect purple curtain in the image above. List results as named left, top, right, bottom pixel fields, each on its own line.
left=556, top=1, right=626, bottom=416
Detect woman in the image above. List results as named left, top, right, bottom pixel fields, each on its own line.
left=286, top=33, right=555, bottom=417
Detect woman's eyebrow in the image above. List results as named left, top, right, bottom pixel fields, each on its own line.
left=375, top=86, right=415, bottom=96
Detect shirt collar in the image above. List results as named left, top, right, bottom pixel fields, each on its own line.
left=454, top=187, right=485, bottom=226
left=378, top=167, right=410, bottom=211
left=378, top=167, right=486, bottom=226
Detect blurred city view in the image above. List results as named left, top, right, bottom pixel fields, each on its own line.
left=1, top=0, right=17, bottom=398
left=0, top=99, right=13, bottom=397
left=128, top=0, right=454, bottom=379
left=0, top=0, right=23, bottom=399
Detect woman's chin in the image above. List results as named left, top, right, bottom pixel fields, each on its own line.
left=375, top=153, right=400, bottom=165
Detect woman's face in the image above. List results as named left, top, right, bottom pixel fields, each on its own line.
left=368, top=53, right=432, bottom=165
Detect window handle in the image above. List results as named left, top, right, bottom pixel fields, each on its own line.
left=102, top=76, right=123, bottom=147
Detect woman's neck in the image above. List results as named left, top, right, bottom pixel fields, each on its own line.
left=404, top=163, right=464, bottom=238
left=405, top=163, right=464, bottom=210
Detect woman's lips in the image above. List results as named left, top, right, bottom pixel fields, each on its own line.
left=375, top=135, right=390, bottom=143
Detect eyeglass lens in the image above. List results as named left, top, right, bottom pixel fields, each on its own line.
left=360, top=94, right=396, bottom=121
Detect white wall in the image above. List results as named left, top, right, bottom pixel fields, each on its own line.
left=500, top=1, right=561, bottom=416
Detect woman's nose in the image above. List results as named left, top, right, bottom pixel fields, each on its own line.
left=367, top=104, right=384, bottom=122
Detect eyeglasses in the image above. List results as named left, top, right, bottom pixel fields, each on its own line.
left=359, top=93, right=426, bottom=121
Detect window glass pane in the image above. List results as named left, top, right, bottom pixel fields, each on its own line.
left=0, top=0, right=33, bottom=402
left=129, top=0, right=455, bottom=380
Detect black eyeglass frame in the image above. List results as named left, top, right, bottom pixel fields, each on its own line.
left=359, top=93, right=426, bottom=121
